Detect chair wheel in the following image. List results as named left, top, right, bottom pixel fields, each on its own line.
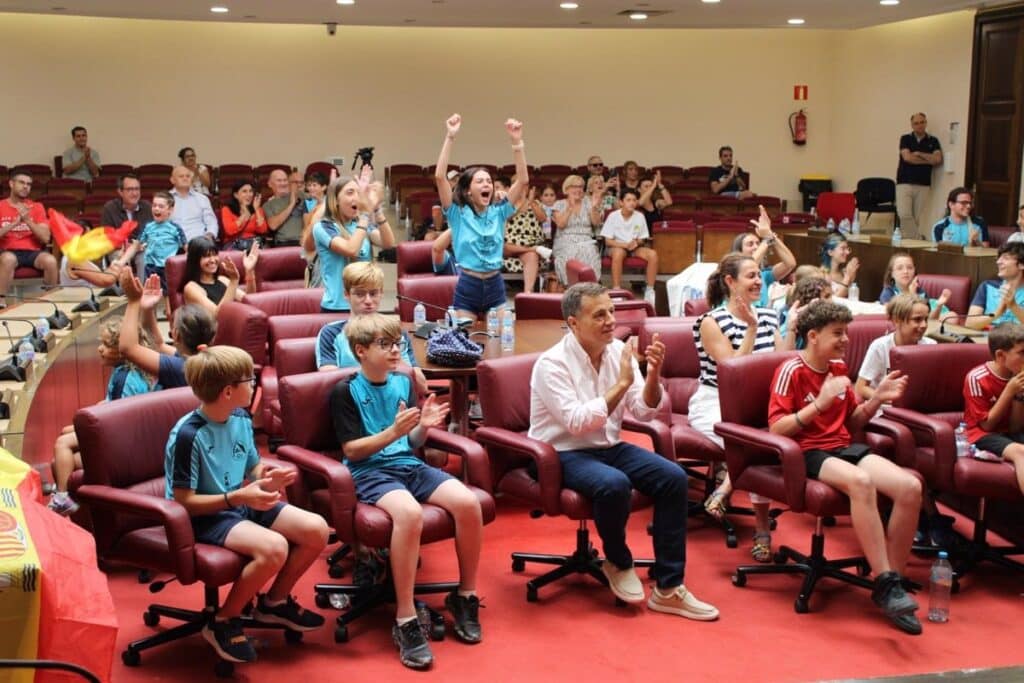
left=511, top=557, right=525, bottom=572
left=143, top=610, right=160, bottom=627
left=823, top=516, right=836, bottom=527
left=526, top=585, right=538, bottom=603
left=334, top=625, right=349, bottom=643
left=137, top=570, right=152, bottom=584
left=122, top=649, right=140, bottom=667
left=794, top=598, right=809, bottom=614
left=284, top=629, right=303, bottom=644
left=589, top=546, right=599, bottom=558
left=214, top=660, right=234, bottom=678
left=315, top=592, right=330, bottom=609
left=731, top=572, right=746, bottom=587
left=430, top=621, right=446, bottom=641
left=772, top=551, right=787, bottom=565
left=769, top=518, right=778, bottom=531
left=857, top=561, right=871, bottom=577
left=725, top=534, right=738, bottom=549
left=328, top=564, right=345, bottom=579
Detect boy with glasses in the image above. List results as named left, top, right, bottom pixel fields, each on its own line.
left=931, top=186, right=989, bottom=246
left=165, top=345, right=328, bottom=664
left=330, top=313, right=484, bottom=669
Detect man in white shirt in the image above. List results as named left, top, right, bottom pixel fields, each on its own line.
left=528, top=282, right=719, bottom=621
left=600, top=188, right=659, bottom=304
left=169, top=165, right=218, bottom=241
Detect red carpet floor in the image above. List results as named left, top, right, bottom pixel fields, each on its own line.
left=106, top=491, right=1024, bottom=683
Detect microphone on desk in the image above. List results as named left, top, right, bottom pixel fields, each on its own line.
left=939, top=314, right=992, bottom=341
left=395, top=294, right=451, bottom=316
left=1, top=318, right=48, bottom=354
left=2, top=293, right=72, bottom=330
left=71, top=286, right=101, bottom=314
left=0, top=321, right=28, bottom=383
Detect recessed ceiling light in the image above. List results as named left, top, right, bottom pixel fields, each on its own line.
left=560, top=2, right=579, bottom=8
left=629, top=12, right=648, bottom=20
left=337, top=0, right=355, bottom=5
left=403, top=18, right=416, bottom=22
left=701, top=0, right=721, bottom=3
left=210, top=6, right=229, bottom=13
left=880, top=0, right=899, bottom=5
left=787, top=18, right=805, bottom=25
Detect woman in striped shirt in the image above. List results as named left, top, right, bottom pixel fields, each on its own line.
left=689, top=252, right=791, bottom=562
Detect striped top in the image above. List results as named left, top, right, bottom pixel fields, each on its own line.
left=694, top=304, right=779, bottom=387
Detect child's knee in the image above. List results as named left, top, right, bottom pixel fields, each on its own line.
left=846, top=470, right=875, bottom=499
left=388, top=499, right=424, bottom=531
left=256, top=532, right=290, bottom=568
left=301, top=512, right=330, bottom=547
left=896, top=474, right=922, bottom=505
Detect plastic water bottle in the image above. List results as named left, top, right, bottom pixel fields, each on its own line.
left=35, top=316, right=50, bottom=339
left=328, top=593, right=351, bottom=610
left=501, top=311, right=515, bottom=352
left=851, top=214, right=861, bottom=235
left=413, top=301, right=426, bottom=327
left=954, top=422, right=970, bottom=458
left=826, top=217, right=836, bottom=233
left=486, top=308, right=499, bottom=337
left=848, top=282, right=860, bottom=302
left=892, top=226, right=902, bottom=247
left=839, top=218, right=851, bottom=234
left=927, top=551, right=953, bottom=623
left=17, top=339, right=35, bottom=365
left=445, top=305, right=457, bottom=328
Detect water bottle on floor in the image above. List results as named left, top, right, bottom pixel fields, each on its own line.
left=927, top=551, right=953, bottom=623
left=954, top=422, right=969, bottom=458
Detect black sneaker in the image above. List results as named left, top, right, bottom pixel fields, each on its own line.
left=445, top=591, right=482, bottom=644
left=891, top=611, right=924, bottom=635
left=872, top=571, right=919, bottom=620
left=392, top=618, right=433, bottom=670
left=202, top=618, right=256, bottom=663
left=252, top=595, right=325, bottom=632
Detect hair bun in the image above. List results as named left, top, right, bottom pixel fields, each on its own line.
left=196, top=344, right=210, bottom=352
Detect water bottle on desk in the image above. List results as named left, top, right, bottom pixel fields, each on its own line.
left=445, top=305, right=457, bottom=328
left=892, top=226, right=902, bottom=247
left=848, top=281, right=859, bottom=302
left=927, top=551, right=953, bottom=623
left=954, top=422, right=969, bottom=457
left=487, top=308, right=499, bottom=337
left=35, top=316, right=50, bottom=340
left=826, top=217, right=836, bottom=233
left=501, top=311, right=515, bottom=352
left=413, top=301, right=426, bottom=327
left=838, top=218, right=850, bottom=234
left=17, top=339, right=35, bottom=366
left=851, top=214, right=861, bottom=235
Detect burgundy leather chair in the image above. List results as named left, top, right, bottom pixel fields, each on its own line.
left=266, top=338, right=319, bottom=441
left=396, top=276, right=458, bottom=322
left=73, top=387, right=300, bottom=676
left=714, top=351, right=915, bottom=613
left=565, top=259, right=597, bottom=286
left=474, top=352, right=669, bottom=603
left=274, top=369, right=496, bottom=643
left=684, top=299, right=710, bottom=317
left=987, top=225, right=1017, bottom=248
left=844, top=316, right=892, bottom=381
left=165, top=250, right=246, bottom=316
left=242, top=288, right=325, bottom=317
left=213, top=300, right=269, bottom=369
left=915, top=274, right=972, bottom=316
left=397, top=240, right=438, bottom=279
left=884, top=344, right=1024, bottom=589
left=255, top=246, right=307, bottom=292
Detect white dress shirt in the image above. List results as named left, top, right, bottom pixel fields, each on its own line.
left=170, top=188, right=218, bottom=241
left=528, top=332, right=664, bottom=452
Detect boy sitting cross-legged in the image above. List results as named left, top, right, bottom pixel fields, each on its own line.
left=166, top=345, right=329, bottom=664
left=329, top=313, right=483, bottom=670
left=768, top=299, right=924, bottom=635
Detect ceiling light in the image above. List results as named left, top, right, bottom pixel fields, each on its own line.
left=880, top=0, right=899, bottom=5
left=560, top=2, right=579, bottom=8
left=210, top=6, right=228, bottom=13
left=787, top=18, right=805, bottom=25
left=337, top=0, right=355, bottom=4
left=629, top=12, right=648, bottom=20
left=701, top=0, right=721, bottom=3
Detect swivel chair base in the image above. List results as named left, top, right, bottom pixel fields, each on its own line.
left=510, top=521, right=655, bottom=603
left=950, top=498, right=1024, bottom=593
left=730, top=518, right=872, bottom=614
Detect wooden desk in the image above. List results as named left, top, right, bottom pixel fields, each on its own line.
left=926, top=319, right=987, bottom=344
left=409, top=319, right=567, bottom=433
left=786, top=233, right=997, bottom=303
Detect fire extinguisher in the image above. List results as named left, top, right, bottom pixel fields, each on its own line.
left=789, top=109, right=807, bottom=146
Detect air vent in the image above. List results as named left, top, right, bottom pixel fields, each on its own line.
left=616, top=9, right=670, bottom=17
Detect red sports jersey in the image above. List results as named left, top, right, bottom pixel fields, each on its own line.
left=768, top=356, right=858, bottom=451
left=0, top=199, right=47, bottom=251
left=963, top=362, right=1010, bottom=443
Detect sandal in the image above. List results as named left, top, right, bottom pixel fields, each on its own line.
left=704, top=489, right=729, bottom=522
left=751, top=532, right=772, bottom=563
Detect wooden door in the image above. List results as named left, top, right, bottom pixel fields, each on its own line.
left=966, top=7, right=1024, bottom=226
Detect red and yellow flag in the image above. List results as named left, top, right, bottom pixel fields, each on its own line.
left=47, top=209, right=137, bottom=263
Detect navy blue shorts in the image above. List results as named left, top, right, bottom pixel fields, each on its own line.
left=191, top=501, right=286, bottom=546
left=804, top=443, right=871, bottom=479
left=144, top=264, right=168, bottom=294
left=352, top=463, right=454, bottom=505
left=7, top=249, right=45, bottom=269
left=452, top=272, right=506, bottom=316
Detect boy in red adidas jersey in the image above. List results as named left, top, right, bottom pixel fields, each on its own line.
left=768, top=300, right=923, bottom=635
left=963, top=324, right=1024, bottom=494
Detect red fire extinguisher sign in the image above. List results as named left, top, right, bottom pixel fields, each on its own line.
left=793, top=85, right=809, bottom=100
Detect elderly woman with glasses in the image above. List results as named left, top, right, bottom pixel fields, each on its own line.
left=551, top=174, right=603, bottom=286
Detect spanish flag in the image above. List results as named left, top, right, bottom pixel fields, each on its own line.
left=47, top=209, right=137, bottom=264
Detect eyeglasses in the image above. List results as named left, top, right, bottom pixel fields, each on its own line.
left=349, top=288, right=382, bottom=299
left=954, top=200, right=973, bottom=206
left=232, top=377, right=257, bottom=388
left=373, top=337, right=408, bottom=352
left=589, top=162, right=604, bottom=167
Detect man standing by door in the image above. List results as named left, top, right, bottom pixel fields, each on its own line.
left=896, top=113, right=943, bottom=238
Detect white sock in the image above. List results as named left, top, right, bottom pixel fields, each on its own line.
left=396, top=615, right=417, bottom=626
left=457, top=589, right=476, bottom=598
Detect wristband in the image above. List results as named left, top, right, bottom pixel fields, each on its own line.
left=374, top=211, right=388, bottom=223
left=811, top=400, right=822, bottom=413
left=224, top=491, right=235, bottom=509
left=510, top=141, right=525, bottom=151
left=793, top=410, right=806, bottom=428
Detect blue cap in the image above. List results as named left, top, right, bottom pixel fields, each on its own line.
left=938, top=551, right=949, bottom=559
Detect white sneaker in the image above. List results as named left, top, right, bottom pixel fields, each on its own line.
left=601, top=562, right=645, bottom=604
left=647, top=584, right=719, bottom=621
left=535, top=245, right=553, bottom=261
left=643, top=287, right=656, bottom=305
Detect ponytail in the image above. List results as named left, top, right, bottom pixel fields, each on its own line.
left=705, top=252, right=753, bottom=308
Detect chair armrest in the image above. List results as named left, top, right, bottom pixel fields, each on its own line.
left=623, top=416, right=675, bottom=461
left=423, top=427, right=492, bottom=494
left=882, top=406, right=956, bottom=490
left=474, top=426, right=562, bottom=516
left=864, top=416, right=915, bottom=468
left=276, top=445, right=356, bottom=538
left=714, top=422, right=808, bottom=512
left=74, top=484, right=198, bottom=585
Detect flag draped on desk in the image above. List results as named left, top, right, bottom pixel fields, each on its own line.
left=0, top=450, right=117, bottom=683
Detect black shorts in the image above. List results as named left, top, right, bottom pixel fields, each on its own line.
left=974, top=433, right=1024, bottom=458
left=191, top=502, right=286, bottom=546
left=804, top=443, right=872, bottom=479
left=352, top=463, right=454, bottom=505
left=7, top=249, right=44, bottom=269
left=144, top=264, right=168, bottom=294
